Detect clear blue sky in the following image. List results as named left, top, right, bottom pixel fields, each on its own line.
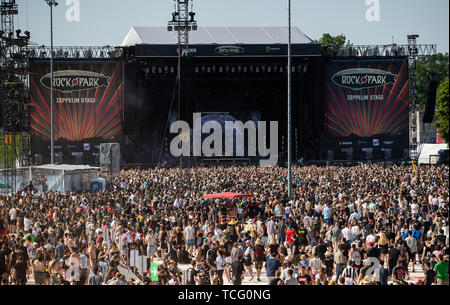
left=15, top=0, right=449, bottom=53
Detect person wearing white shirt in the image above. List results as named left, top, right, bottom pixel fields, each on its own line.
left=342, top=224, right=352, bottom=242
left=411, top=202, right=419, bottom=217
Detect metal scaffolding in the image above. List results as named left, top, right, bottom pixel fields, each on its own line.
left=407, top=35, right=420, bottom=160
left=0, top=0, right=32, bottom=193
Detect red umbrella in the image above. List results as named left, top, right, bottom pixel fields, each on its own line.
left=202, top=192, right=253, bottom=199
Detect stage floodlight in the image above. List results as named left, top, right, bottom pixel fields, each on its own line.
left=255, top=66, right=259, bottom=73
left=279, top=66, right=284, bottom=73
left=152, top=66, right=156, bottom=74
left=8, top=32, right=13, bottom=38
left=174, top=26, right=180, bottom=31
left=186, top=26, right=192, bottom=31
left=201, top=66, right=205, bottom=73
left=165, top=66, right=169, bottom=74
left=243, top=66, right=247, bottom=73
left=249, top=65, right=254, bottom=73
left=267, top=66, right=272, bottom=73
left=192, top=24, right=198, bottom=31
left=158, top=67, right=162, bottom=74
left=237, top=66, right=242, bottom=73
left=303, top=65, right=308, bottom=73
left=16, top=29, right=21, bottom=37
left=168, top=26, right=173, bottom=31
left=219, top=66, right=223, bottom=73
left=24, top=31, right=30, bottom=39
left=189, top=12, right=196, bottom=22
left=206, top=66, right=211, bottom=73
left=212, top=66, right=216, bottom=73
left=172, top=12, right=178, bottom=22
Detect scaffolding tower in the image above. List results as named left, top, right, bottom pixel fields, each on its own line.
left=0, top=0, right=32, bottom=193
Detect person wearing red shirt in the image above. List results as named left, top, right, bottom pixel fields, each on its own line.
left=286, top=226, right=296, bottom=246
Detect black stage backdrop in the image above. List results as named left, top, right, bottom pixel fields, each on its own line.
left=30, top=59, right=124, bottom=164
left=320, top=58, right=409, bottom=160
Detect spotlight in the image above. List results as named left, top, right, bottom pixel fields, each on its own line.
left=255, top=66, right=259, bottom=73
left=168, top=26, right=173, bottom=31
left=172, top=12, right=178, bottom=22
left=24, top=31, right=30, bottom=39
left=8, top=32, right=13, bottom=38
left=192, top=24, right=198, bottom=31
left=16, top=29, right=21, bottom=37
left=189, top=12, right=196, bottom=22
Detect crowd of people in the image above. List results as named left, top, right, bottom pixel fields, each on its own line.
left=0, top=163, right=448, bottom=285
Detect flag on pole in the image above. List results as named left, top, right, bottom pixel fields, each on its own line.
left=150, top=263, right=158, bottom=281
left=410, top=160, right=417, bottom=172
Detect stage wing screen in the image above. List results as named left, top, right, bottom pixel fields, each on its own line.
left=322, top=58, right=409, bottom=160
left=30, top=60, right=123, bottom=142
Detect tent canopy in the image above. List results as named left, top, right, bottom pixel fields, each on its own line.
left=122, top=26, right=314, bottom=46
left=202, top=192, right=253, bottom=199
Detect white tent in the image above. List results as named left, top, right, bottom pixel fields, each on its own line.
left=417, top=144, right=448, bottom=164
left=121, top=26, right=314, bottom=46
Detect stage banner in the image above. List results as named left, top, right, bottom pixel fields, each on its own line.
left=30, top=60, right=123, bottom=142
left=322, top=58, right=409, bottom=160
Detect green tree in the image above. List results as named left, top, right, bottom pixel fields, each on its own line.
left=434, top=76, right=449, bottom=145
left=415, top=53, right=449, bottom=108
left=318, top=33, right=347, bottom=48
left=318, top=33, right=356, bottom=56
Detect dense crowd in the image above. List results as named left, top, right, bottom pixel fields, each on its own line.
left=0, top=164, right=448, bottom=285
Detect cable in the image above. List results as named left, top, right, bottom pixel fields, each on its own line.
left=157, top=76, right=178, bottom=165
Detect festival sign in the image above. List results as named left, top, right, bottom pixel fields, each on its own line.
left=30, top=60, right=123, bottom=142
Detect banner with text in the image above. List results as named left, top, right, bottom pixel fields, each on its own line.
left=30, top=60, right=123, bottom=142
left=321, top=58, right=409, bottom=160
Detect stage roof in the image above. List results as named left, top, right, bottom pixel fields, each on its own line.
left=121, top=26, right=315, bottom=46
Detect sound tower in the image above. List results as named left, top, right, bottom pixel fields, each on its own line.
left=422, top=79, right=438, bottom=123
left=99, top=143, right=121, bottom=181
